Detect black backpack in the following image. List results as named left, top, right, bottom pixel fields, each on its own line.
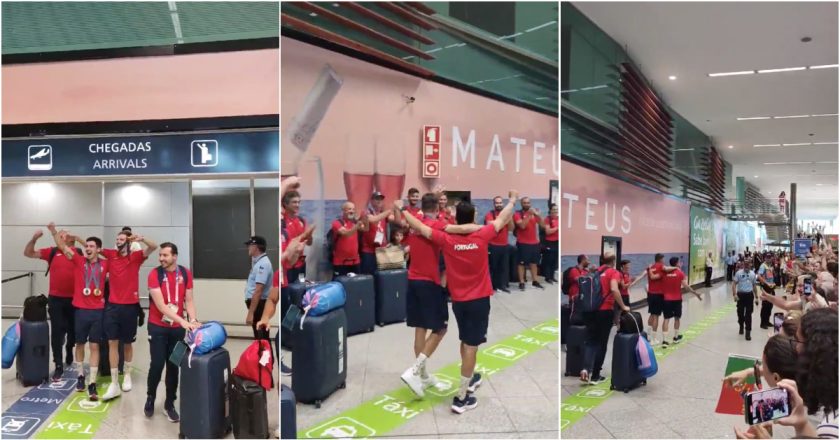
left=561, top=267, right=574, bottom=296
left=23, top=294, right=48, bottom=321
left=325, top=217, right=349, bottom=263
left=156, top=265, right=189, bottom=289
left=45, top=246, right=83, bottom=276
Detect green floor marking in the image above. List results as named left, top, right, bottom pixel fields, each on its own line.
left=35, top=376, right=119, bottom=439
left=299, top=319, right=559, bottom=439
left=561, top=302, right=737, bottom=431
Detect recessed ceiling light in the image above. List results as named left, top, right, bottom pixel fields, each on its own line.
left=708, top=70, right=755, bottom=77
left=737, top=117, right=772, bottom=121
left=669, top=75, right=677, bottom=81
left=774, top=115, right=810, bottom=119
left=783, top=143, right=812, bottom=147
left=758, top=67, right=807, bottom=74
left=809, top=64, right=839, bottom=69
left=728, top=145, right=734, bottom=149
left=754, top=175, right=759, bottom=178
left=813, top=142, right=839, bottom=145
left=754, top=144, right=782, bottom=147
left=812, top=113, right=839, bottom=117
left=817, top=183, right=823, bottom=186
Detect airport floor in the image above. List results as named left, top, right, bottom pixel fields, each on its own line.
left=282, top=282, right=559, bottom=439
left=1, top=321, right=279, bottom=439
left=560, top=281, right=798, bottom=439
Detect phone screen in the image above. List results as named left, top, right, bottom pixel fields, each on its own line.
left=744, top=387, right=791, bottom=425
left=773, top=313, right=784, bottom=334
left=803, top=278, right=813, bottom=296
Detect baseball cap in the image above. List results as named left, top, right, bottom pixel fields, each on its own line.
left=371, top=191, right=385, bottom=200
left=244, top=236, right=267, bottom=247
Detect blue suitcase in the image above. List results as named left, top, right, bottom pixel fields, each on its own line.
left=281, top=384, right=297, bottom=439
left=179, top=348, right=231, bottom=438
left=16, top=319, right=49, bottom=386
left=563, top=324, right=586, bottom=376
left=292, top=308, right=347, bottom=408
left=335, top=274, right=375, bottom=336
left=374, top=270, right=408, bottom=326
left=610, top=332, right=647, bottom=393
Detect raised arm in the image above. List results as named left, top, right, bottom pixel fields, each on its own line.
left=47, top=223, right=73, bottom=259
left=395, top=200, right=433, bottom=239
left=493, top=190, right=518, bottom=232
left=368, top=209, right=391, bottom=224
left=132, top=234, right=158, bottom=257
left=23, top=230, right=43, bottom=259
left=281, top=176, right=301, bottom=197
left=628, top=271, right=647, bottom=288
left=444, top=223, right=483, bottom=234
left=759, top=291, right=800, bottom=311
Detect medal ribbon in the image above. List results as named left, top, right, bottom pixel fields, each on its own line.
left=84, top=260, right=101, bottom=292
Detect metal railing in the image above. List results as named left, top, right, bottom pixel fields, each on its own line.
left=1, top=272, right=35, bottom=319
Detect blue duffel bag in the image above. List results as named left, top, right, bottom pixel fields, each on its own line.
left=299, top=282, right=346, bottom=329
left=185, top=321, right=227, bottom=367
left=2, top=321, right=20, bottom=369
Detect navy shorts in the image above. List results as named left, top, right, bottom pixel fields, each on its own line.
left=517, top=243, right=540, bottom=265
left=406, top=280, right=448, bottom=332
left=452, top=297, right=491, bottom=346
left=75, top=308, right=104, bottom=344
left=663, top=300, right=683, bottom=319
left=104, top=303, right=139, bottom=343
left=648, top=293, right=664, bottom=316
left=360, top=252, right=377, bottom=276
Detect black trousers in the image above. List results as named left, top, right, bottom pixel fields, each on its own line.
left=333, top=264, right=359, bottom=278
left=488, top=245, right=507, bottom=290
left=705, top=267, right=713, bottom=287
left=726, top=265, right=734, bottom=281
left=583, top=310, right=614, bottom=378
left=759, top=284, right=775, bottom=326
left=542, top=241, right=558, bottom=281
left=245, top=298, right=267, bottom=339
left=147, top=323, right=185, bottom=405
left=48, top=296, right=75, bottom=367
left=285, top=264, right=306, bottom=285
left=736, top=292, right=755, bottom=331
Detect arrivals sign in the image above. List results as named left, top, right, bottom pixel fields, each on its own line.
left=421, top=125, right=441, bottom=178
left=2, top=130, right=279, bottom=178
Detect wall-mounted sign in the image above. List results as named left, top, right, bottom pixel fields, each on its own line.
left=2, top=130, right=279, bottom=178
left=794, top=238, right=812, bottom=258
left=422, top=125, right=441, bottom=178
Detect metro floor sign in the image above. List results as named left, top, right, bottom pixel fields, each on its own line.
left=2, top=130, right=279, bottom=178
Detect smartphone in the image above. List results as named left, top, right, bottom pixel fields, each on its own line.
left=744, top=387, right=791, bottom=425
left=803, top=278, right=813, bottom=296
left=773, top=312, right=785, bottom=335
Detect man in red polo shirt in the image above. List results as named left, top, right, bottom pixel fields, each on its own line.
left=661, top=257, right=701, bottom=346
left=542, top=204, right=559, bottom=284
left=579, top=252, right=628, bottom=384
left=101, top=230, right=158, bottom=401
left=331, top=201, right=369, bottom=277
left=24, top=227, right=80, bottom=381
left=646, top=254, right=678, bottom=344
left=485, top=196, right=514, bottom=293
left=282, top=190, right=312, bottom=283
left=398, top=190, right=517, bottom=415
left=514, top=197, right=544, bottom=291
left=49, top=223, right=109, bottom=401
left=361, top=191, right=394, bottom=275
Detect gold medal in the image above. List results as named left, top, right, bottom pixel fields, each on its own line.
left=83, top=288, right=91, bottom=296
left=94, top=288, right=101, bottom=296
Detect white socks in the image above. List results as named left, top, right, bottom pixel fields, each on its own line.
left=458, top=375, right=470, bottom=400
left=74, top=362, right=83, bottom=377
left=111, top=368, right=118, bottom=381
left=124, top=362, right=132, bottom=375
left=90, top=367, right=98, bottom=384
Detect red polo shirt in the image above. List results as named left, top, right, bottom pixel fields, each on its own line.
left=102, top=249, right=146, bottom=304
left=598, top=265, right=622, bottom=311
left=647, top=262, right=665, bottom=294
left=70, top=253, right=108, bottom=310
left=407, top=216, right=448, bottom=284
left=361, top=209, right=388, bottom=254
left=546, top=215, right=559, bottom=242
left=331, top=218, right=360, bottom=266
left=283, top=212, right=307, bottom=269
left=568, top=266, right=586, bottom=300
left=39, top=247, right=75, bottom=298
left=280, top=229, right=288, bottom=288
left=484, top=211, right=510, bottom=246
left=430, top=225, right=497, bottom=302
left=662, top=269, right=686, bottom=301
left=147, top=266, right=193, bottom=328
left=514, top=211, right=540, bottom=245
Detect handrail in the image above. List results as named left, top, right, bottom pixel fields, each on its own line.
left=1, top=272, right=35, bottom=318
left=2, top=272, right=33, bottom=284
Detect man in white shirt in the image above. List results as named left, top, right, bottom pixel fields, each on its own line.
left=705, top=252, right=714, bottom=287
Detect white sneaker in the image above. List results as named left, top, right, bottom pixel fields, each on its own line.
left=421, top=374, right=440, bottom=390
left=121, top=373, right=132, bottom=392
left=102, top=381, right=121, bottom=401
left=401, top=366, right=425, bottom=398
left=274, top=427, right=280, bottom=438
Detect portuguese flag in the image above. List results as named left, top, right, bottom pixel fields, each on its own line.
left=715, top=354, right=759, bottom=415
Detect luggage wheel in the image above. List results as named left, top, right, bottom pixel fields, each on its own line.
left=339, top=382, right=346, bottom=389
left=377, top=322, right=384, bottom=327
left=642, top=379, right=647, bottom=385
left=315, top=400, right=322, bottom=409
left=623, top=389, right=630, bottom=393
left=609, top=385, right=614, bottom=390
left=178, top=434, right=185, bottom=439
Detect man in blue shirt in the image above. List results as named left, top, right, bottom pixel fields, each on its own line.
left=244, top=236, right=274, bottom=339
left=732, top=262, right=758, bottom=340
left=756, top=254, right=777, bottom=330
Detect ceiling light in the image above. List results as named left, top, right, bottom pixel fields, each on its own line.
left=754, top=144, right=782, bottom=147
left=782, top=143, right=812, bottom=147
left=669, top=76, right=677, bottom=81
left=764, top=162, right=811, bottom=165
left=728, top=145, right=734, bottom=149
left=809, top=64, right=839, bottom=69
left=708, top=70, right=755, bottom=77
left=674, top=148, right=694, bottom=151
left=309, top=12, right=317, bottom=17
left=737, top=117, right=771, bottom=121
left=754, top=175, right=759, bottom=178
left=817, top=184, right=823, bottom=186
left=811, top=113, right=838, bottom=117
left=813, top=141, right=839, bottom=145
left=774, top=115, right=810, bottom=119
left=758, top=67, right=806, bottom=74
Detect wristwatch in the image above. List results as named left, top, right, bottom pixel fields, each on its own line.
left=400, top=207, right=408, bottom=212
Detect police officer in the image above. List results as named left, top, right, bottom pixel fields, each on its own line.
left=732, top=261, right=759, bottom=341
left=244, top=236, right=273, bottom=339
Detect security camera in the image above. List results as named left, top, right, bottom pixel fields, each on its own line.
left=402, top=95, right=416, bottom=104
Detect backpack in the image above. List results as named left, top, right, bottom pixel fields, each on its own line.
left=156, top=265, right=189, bottom=289
left=578, top=267, right=608, bottom=313
left=233, top=337, right=275, bottom=390
left=45, top=246, right=82, bottom=276
left=324, top=217, right=342, bottom=263
left=22, top=295, right=48, bottom=322
left=561, top=267, right=574, bottom=296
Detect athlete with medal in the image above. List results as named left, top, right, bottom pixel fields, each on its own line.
left=48, top=222, right=108, bottom=401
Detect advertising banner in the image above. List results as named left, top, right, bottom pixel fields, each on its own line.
left=689, top=206, right=728, bottom=285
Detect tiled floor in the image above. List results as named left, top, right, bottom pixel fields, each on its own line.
left=561, top=281, right=798, bottom=439
left=282, top=283, right=559, bottom=439
left=1, top=321, right=279, bottom=439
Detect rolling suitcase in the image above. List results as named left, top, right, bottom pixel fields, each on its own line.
left=16, top=319, right=49, bottom=386
left=281, top=385, right=297, bottom=439
left=230, top=375, right=269, bottom=439
left=292, top=308, right=347, bottom=408
left=374, top=269, right=407, bottom=326
left=281, top=282, right=321, bottom=350
left=563, top=324, right=586, bottom=376
left=610, top=332, right=647, bottom=393
left=618, top=311, right=644, bottom=334
left=560, top=305, right=571, bottom=345
left=335, top=274, right=375, bottom=335
left=179, top=348, right=231, bottom=438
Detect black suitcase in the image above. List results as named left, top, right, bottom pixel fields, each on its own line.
left=179, top=348, right=232, bottom=438
left=618, top=311, right=644, bottom=334
left=374, top=270, right=407, bottom=326
left=563, top=324, right=586, bottom=376
left=560, top=305, right=571, bottom=345
left=610, top=332, right=647, bottom=393
left=16, top=319, right=49, bottom=386
left=292, top=308, right=347, bottom=408
left=281, top=384, right=297, bottom=439
left=23, top=295, right=48, bottom=322
left=335, top=274, right=375, bottom=335
left=281, top=282, right=322, bottom=350
left=230, top=375, right=269, bottom=439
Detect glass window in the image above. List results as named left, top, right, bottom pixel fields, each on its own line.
left=191, top=180, right=251, bottom=279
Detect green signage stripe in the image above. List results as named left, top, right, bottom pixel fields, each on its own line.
left=299, top=319, right=559, bottom=439
left=35, top=377, right=119, bottom=439
left=561, top=302, right=737, bottom=431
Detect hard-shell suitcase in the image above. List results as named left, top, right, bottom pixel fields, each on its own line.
left=292, top=308, right=347, bottom=408
left=179, top=348, right=232, bottom=438
left=563, top=324, right=586, bottom=376
left=16, top=319, right=49, bottom=386
left=618, top=311, right=644, bottom=334
left=374, top=269, right=408, bottom=326
left=281, top=385, right=297, bottom=439
left=335, top=274, right=375, bottom=335
left=281, top=282, right=322, bottom=350
left=560, top=305, right=571, bottom=345
left=230, top=375, right=269, bottom=439
left=610, top=332, right=647, bottom=393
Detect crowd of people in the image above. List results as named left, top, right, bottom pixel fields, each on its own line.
left=279, top=177, right=557, bottom=414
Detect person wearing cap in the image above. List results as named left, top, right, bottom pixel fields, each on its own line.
left=361, top=191, right=395, bottom=275
left=281, top=190, right=311, bottom=283
left=244, top=235, right=274, bottom=339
